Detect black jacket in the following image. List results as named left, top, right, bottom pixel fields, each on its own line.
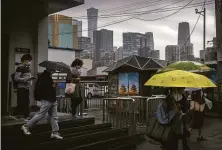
left=35, top=70, right=56, bottom=102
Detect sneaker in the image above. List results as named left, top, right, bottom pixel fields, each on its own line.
left=21, top=125, right=31, bottom=135
left=51, top=133, right=63, bottom=140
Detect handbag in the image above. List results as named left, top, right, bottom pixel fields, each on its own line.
left=145, top=115, right=178, bottom=142
left=65, top=83, right=76, bottom=94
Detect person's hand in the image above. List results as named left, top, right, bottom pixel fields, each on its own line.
left=27, top=76, right=35, bottom=81
left=52, top=82, right=56, bottom=88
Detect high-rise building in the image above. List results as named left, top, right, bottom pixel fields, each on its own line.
left=150, top=50, right=160, bottom=59
left=77, top=21, right=82, bottom=37
left=48, top=14, right=78, bottom=49
left=123, top=32, right=154, bottom=56
left=178, top=22, right=191, bottom=46
left=165, top=45, right=180, bottom=62
left=180, top=44, right=194, bottom=61
left=93, top=29, right=113, bottom=67
left=143, top=32, right=154, bottom=50
left=123, top=32, right=143, bottom=52
left=78, top=37, right=91, bottom=49
left=177, top=22, right=194, bottom=61
left=87, top=8, right=98, bottom=43
left=115, top=47, right=123, bottom=61
left=78, top=36, right=94, bottom=59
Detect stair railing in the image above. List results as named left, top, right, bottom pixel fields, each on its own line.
left=102, top=97, right=137, bottom=135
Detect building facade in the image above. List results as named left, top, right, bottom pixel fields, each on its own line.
left=93, top=29, right=113, bottom=66
left=115, top=47, right=123, bottom=62
left=178, top=22, right=191, bottom=46
left=77, top=20, right=82, bottom=37
left=123, top=32, right=154, bottom=58
left=165, top=45, right=180, bottom=62
left=48, top=46, right=82, bottom=66
left=2, top=0, right=84, bottom=115
left=87, top=7, right=98, bottom=43
left=48, top=14, right=78, bottom=49
left=123, top=32, right=143, bottom=52
left=179, top=44, right=194, bottom=61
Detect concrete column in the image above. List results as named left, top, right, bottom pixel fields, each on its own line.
left=216, top=0, right=222, bottom=101
left=37, top=16, right=48, bottom=73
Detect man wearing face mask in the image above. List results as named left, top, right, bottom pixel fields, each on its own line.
left=21, top=68, right=63, bottom=140
left=14, top=54, right=35, bottom=120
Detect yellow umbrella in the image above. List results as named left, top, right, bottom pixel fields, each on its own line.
left=144, top=70, right=216, bottom=88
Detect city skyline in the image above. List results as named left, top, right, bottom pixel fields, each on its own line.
left=59, top=0, right=216, bottom=60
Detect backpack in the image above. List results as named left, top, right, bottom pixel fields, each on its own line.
left=11, top=73, right=18, bottom=90
left=34, top=73, right=42, bottom=101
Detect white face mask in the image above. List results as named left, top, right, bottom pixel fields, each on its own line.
left=173, top=93, right=183, bottom=101
left=27, top=61, right=32, bottom=66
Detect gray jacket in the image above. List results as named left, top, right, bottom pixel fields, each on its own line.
left=14, top=65, right=32, bottom=89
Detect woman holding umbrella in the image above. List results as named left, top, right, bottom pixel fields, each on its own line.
left=145, top=70, right=216, bottom=150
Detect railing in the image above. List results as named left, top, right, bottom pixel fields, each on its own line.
left=102, top=96, right=166, bottom=135
left=81, top=81, right=108, bottom=111
left=102, top=97, right=137, bottom=135
left=57, top=81, right=108, bottom=116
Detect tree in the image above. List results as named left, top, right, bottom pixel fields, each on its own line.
left=129, top=84, right=137, bottom=95
left=119, top=84, right=127, bottom=95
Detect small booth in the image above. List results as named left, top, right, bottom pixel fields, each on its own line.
left=103, top=55, right=167, bottom=124
left=104, top=55, right=168, bottom=97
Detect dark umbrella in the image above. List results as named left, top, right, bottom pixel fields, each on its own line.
left=39, top=61, right=71, bottom=73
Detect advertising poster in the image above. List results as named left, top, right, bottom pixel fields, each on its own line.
left=119, top=72, right=139, bottom=96
left=128, top=72, right=139, bottom=96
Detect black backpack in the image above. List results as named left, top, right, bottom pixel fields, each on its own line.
left=34, top=73, right=42, bottom=101
left=11, top=73, right=18, bottom=90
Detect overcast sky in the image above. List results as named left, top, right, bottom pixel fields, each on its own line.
left=59, top=0, right=216, bottom=60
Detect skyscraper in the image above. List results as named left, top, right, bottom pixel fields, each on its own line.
left=87, top=8, right=98, bottom=43
left=123, top=32, right=154, bottom=52
left=144, top=32, right=154, bottom=50
left=77, top=21, right=82, bottom=37
left=93, top=29, right=113, bottom=67
left=165, top=45, right=180, bottom=62
left=178, top=22, right=190, bottom=46
left=177, top=22, right=194, bottom=61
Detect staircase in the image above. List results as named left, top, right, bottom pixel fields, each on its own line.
left=2, top=117, right=144, bottom=150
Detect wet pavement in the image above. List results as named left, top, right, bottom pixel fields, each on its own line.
left=136, top=118, right=222, bottom=150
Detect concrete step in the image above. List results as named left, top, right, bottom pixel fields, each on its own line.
left=72, top=133, right=144, bottom=150
left=6, top=123, right=112, bottom=145
left=33, top=128, right=129, bottom=150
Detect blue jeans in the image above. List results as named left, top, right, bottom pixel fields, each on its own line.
left=27, top=100, right=59, bottom=132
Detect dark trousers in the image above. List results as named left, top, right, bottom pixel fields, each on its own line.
left=163, top=134, right=179, bottom=150
left=71, top=97, right=82, bottom=116
left=182, top=124, right=190, bottom=150
left=17, top=88, right=30, bottom=117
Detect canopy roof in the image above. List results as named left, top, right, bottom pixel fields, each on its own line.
left=104, top=55, right=167, bottom=72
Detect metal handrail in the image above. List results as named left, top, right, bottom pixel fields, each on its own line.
left=146, top=96, right=166, bottom=123
left=102, top=97, right=136, bottom=135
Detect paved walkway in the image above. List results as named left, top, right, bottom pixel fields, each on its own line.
left=136, top=118, right=222, bottom=150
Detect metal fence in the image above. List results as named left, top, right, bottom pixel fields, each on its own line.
left=56, top=81, right=108, bottom=115
left=102, top=96, right=166, bottom=134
